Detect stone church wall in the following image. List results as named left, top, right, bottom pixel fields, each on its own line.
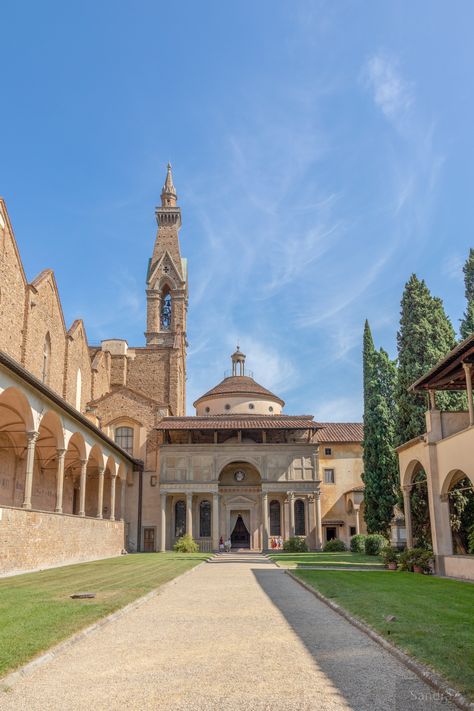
left=64, top=321, right=92, bottom=410
left=126, top=349, right=170, bottom=405
left=0, top=506, right=125, bottom=575
left=0, top=201, right=27, bottom=362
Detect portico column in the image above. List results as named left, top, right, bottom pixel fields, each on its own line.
left=314, top=489, right=323, bottom=550
left=22, top=431, right=39, bottom=510
left=402, top=485, right=413, bottom=548
left=120, top=477, right=126, bottom=521
left=288, top=492, right=295, bottom=537
left=304, top=497, right=310, bottom=537
left=463, top=363, right=474, bottom=426
left=54, top=448, right=66, bottom=513
left=78, top=458, right=87, bottom=517
left=96, top=465, right=105, bottom=518
left=262, top=492, right=269, bottom=550
left=109, top=474, right=117, bottom=521
left=160, top=493, right=167, bottom=551
left=186, top=493, right=193, bottom=537
left=354, top=506, right=361, bottom=535
left=212, top=493, right=220, bottom=550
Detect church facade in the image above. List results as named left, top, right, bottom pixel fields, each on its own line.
left=0, top=165, right=365, bottom=573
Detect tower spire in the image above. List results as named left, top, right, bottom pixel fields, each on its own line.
left=161, top=162, right=177, bottom=207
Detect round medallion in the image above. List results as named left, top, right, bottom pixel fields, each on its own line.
left=234, top=470, right=245, bottom=482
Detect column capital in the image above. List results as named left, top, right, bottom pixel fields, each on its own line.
left=97, top=464, right=105, bottom=476
left=402, top=484, right=412, bottom=492
left=26, top=430, right=39, bottom=444
left=80, top=458, right=88, bottom=468
left=57, top=447, right=67, bottom=458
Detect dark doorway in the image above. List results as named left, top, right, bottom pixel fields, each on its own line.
left=326, top=527, right=337, bottom=541
left=231, top=515, right=250, bottom=549
left=143, top=527, right=155, bottom=552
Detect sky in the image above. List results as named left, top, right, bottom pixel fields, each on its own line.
left=1, top=1, right=474, bottom=420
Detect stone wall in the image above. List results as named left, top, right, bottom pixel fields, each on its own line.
left=0, top=506, right=125, bottom=575
left=0, top=201, right=26, bottom=362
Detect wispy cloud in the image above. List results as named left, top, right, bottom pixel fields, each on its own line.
left=362, top=53, right=414, bottom=129
left=315, top=396, right=363, bottom=422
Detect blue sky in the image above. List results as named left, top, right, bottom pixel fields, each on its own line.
left=1, top=1, right=474, bottom=419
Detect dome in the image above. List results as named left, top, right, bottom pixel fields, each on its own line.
left=193, top=353, right=285, bottom=416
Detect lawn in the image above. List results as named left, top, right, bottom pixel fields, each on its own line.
left=269, top=552, right=384, bottom=568
left=0, top=552, right=209, bottom=678
left=295, top=569, right=474, bottom=699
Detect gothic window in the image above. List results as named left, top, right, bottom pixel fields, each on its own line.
left=115, top=426, right=134, bottom=455
left=42, top=333, right=51, bottom=384
left=199, top=500, right=211, bottom=537
left=160, top=289, right=172, bottom=330
left=294, top=499, right=305, bottom=536
left=75, top=368, right=82, bottom=410
left=269, top=500, right=281, bottom=536
left=175, top=500, right=186, bottom=538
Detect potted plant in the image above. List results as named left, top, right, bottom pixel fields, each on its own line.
left=412, top=549, right=433, bottom=574
left=381, top=546, right=399, bottom=570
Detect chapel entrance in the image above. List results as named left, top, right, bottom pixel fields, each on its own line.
left=231, top=515, right=250, bottom=549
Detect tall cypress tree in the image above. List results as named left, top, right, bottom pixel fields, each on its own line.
left=362, top=321, right=398, bottom=534
left=396, top=274, right=464, bottom=446
left=460, top=248, right=474, bottom=339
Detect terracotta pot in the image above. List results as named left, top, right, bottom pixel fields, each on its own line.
left=387, top=562, right=398, bottom=571
left=413, top=564, right=423, bottom=574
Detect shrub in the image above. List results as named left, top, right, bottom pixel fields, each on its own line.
left=468, top=524, right=474, bottom=554
left=323, top=538, right=347, bottom=552
left=380, top=546, right=399, bottom=565
left=399, top=547, right=433, bottom=573
left=364, top=534, right=388, bottom=556
left=173, top=534, right=199, bottom=553
left=282, top=536, right=308, bottom=553
left=350, top=534, right=367, bottom=553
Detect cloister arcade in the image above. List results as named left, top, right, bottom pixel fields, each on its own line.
left=0, top=357, right=135, bottom=574
left=397, top=334, right=474, bottom=580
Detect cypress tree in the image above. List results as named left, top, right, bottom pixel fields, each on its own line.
left=396, top=274, right=464, bottom=446
left=362, top=321, right=399, bottom=534
left=460, top=248, right=474, bottom=339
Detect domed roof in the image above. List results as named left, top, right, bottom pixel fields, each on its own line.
left=193, top=374, right=285, bottom=408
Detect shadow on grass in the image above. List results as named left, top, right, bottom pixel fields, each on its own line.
left=252, top=567, right=459, bottom=711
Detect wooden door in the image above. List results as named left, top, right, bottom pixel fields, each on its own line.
left=143, top=527, right=155, bottom=552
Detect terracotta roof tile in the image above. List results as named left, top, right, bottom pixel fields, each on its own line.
left=156, top=414, right=320, bottom=430
left=193, top=376, right=285, bottom=407
left=316, top=422, right=363, bottom=443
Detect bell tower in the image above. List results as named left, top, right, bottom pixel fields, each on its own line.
left=145, top=163, right=188, bottom=414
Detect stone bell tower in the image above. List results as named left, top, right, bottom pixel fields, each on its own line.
left=145, top=164, right=188, bottom=414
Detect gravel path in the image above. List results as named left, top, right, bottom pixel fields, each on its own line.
left=1, top=553, right=459, bottom=711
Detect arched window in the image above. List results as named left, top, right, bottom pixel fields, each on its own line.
left=75, top=368, right=82, bottom=410
left=115, top=426, right=134, bottom=455
left=175, top=500, right=186, bottom=538
left=160, top=288, right=172, bottom=330
left=42, top=333, right=51, bottom=384
left=294, top=499, right=305, bottom=536
left=269, top=500, right=281, bottom=536
left=199, top=500, right=211, bottom=537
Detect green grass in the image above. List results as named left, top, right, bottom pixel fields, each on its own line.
left=268, top=552, right=384, bottom=568
left=295, top=569, right=474, bottom=699
left=0, top=552, right=208, bottom=678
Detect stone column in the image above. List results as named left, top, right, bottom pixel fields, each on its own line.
left=160, top=493, right=167, bottom=551
left=355, top=507, right=361, bottom=535
left=22, top=431, right=39, bottom=509
left=262, top=492, right=269, bottom=550
left=212, top=493, right=220, bottom=550
left=96, top=465, right=105, bottom=518
left=110, top=474, right=117, bottom=521
left=304, top=496, right=310, bottom=537
left=54, top=448, right=66, bottom=513
left=186, top=492, right=193, bottom=538
left=120, top=477, right=126, bottom=521
left=402, top=486, right=413, bottom=548
left=78, top=459, right=87, bottom=517
left=314, top=489, right=323, bottom=550
left=288, top=492, right=295, bottom=537
left=463, top=363, right=474, bottom=426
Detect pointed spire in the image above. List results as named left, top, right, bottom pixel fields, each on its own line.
left=161, top=163, right=177, bottom=206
